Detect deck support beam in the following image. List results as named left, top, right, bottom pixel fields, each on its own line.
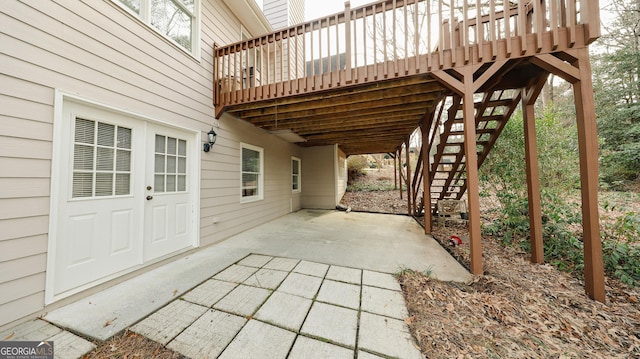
left=522, top=75, right=548, bottom=264
left=421, top=115, right=432, bottom=234
left=461, top=68, right=483, bottom=275
left=405, top=138, right=412, bottom=215
left=532, top=50, right=605, bottom=302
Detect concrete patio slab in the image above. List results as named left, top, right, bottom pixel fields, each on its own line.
left=363, top=270, right=402, bottom=291
left=358, top=312, right=423, bottom=359
left=277, top=272, right=323, bottom=299
left=263, top=257, right=300, bottom=271
left=182, top=279, right=237, bottom=307
left=131, top=300, right=207, bottom=345
left=301, top=302, right=358, bottom=347
left=237, top=254, right=274, bottom=268
left=213, top=264, right=259, bottom=283
left=36, top=209, right=468, bottom=356
left=213, top=285, right=271, bottom=317
left=243, top=268, right=288, bottom=289
left=326, top=265, right=362, bottom=284
left=361, top=286, right=409, bottom=320
left=167, top=310, right=246, bottom=358
left=254, top=292, right=312, bottom=331
left=218, top=320, right=296, bottom=359
left=216, top=210, right=470, bottom=281
left=288, top=336, right=353, bottom=359
left=315, top=280, right=360, bottom=309
left=293, top=260, right=330, bottom=277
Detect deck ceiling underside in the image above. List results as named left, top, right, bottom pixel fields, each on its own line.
left=224, top=75, right=447, bottom=155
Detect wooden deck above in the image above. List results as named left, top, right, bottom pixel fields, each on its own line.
left=213, top=0, right=600, bottom=155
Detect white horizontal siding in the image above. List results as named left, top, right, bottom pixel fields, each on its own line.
left=300, top=145, right=337, bottom=209
left=0, top=235, right=48, bottom=263
left=0, top=0, right=338, bottom=330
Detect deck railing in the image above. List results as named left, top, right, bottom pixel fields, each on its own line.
left=213, top=0, right=599, bottom=111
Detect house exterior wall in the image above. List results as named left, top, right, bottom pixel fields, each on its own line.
left=300, top=145, right=338, bottom=209
left=336, top=147, right=348, bottom=203
left=0, top=0, right=326, bottom=330
left=263, top=0, right=304, bottom=29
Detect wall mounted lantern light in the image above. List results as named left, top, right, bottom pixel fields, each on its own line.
left=203, top=128, right=217, bottom=152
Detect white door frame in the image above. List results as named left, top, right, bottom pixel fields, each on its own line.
left=46, top=92, right=201, bottom=304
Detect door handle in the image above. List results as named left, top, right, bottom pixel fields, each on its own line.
left=146, top=195, right=153, bottom=200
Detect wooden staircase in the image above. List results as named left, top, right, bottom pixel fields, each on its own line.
left=426, top=89, right=522, bottom=214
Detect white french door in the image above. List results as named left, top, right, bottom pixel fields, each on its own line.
left=143, top=124, right=194, bottom=261
left=49, top=99, right=197, bottom=301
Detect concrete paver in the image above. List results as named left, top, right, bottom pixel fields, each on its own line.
left=0, top=320, right=61, bottom=341
left=276, top=272, right=322, bottom=299
left=358, top=350, right=387, bottom=358
left=131, top=300, right=207, bottom=345
left=263, top=257, right=300, bottom=271
left=362, top=270, right=402, bottom=291
left=361, top=285, right=409, bottom=320
left=358, top=312, right=423, bottom=359
left=254, top=292, right=312, bottom=331
left=167, top=309, right=246, bottom=358
left=218, top=320, right=296, bottom=359
left=243, top=268, right=288, bottom=289
left=300, top=302, right=358, bottom=347
left=293, top=260, right=329, bottom=277
left=213, top=264, right=259, bottom=283
left=326, top=265, right=362, bottom=284
left=0, top=320, right=95, bottom=359
left=48, top=331, right=96, bottom=359
left=288, top=336, right=353, bottom=359
left=213, top=284, right=271, bottom=316
left=237, top=254, right=274, bottom=268
left=315, top=280, right=360, bottom=309
left=182, top=279, right=237, bottom=307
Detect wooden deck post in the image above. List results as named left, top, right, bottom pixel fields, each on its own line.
left=422, top=118, right=432, bottom=234
left=398, top=147, right=403, bottom=200
left=405, top=138, right=412, bottom=215
left=531, top=50, right=605, bottom=301
left=573, top=48, right=605, bottom=302
left=393, top=154, right=398, bottom=190
left=522, top=96, right=544, bottom=263
left=462, top=68, right=483, bottom=275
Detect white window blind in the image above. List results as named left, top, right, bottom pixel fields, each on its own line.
left=72, top=118, right=132, bottom=198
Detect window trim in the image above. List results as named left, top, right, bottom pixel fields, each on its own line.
left=291, top=156, right=301, bottom=194
left=111, top=0, right=201, bottom=59
left=240, top=142, right=264, bottom=203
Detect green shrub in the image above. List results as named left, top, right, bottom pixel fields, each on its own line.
left=347, top=155, right=368, bottom=182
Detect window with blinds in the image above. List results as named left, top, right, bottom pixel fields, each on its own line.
left=241, top=143, right=263, bottom=202
left=154, top=135, right=187, bottom=193
left=72, top=118, right=132, bottom=198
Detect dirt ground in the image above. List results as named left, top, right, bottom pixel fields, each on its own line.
left=342, top=169, right=640, bottom=358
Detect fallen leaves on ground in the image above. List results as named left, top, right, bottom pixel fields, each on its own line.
left=398, top=233, right=640, bottom=358
left=83, top=331, right=183, bottom=358
left=341, top=177, right=640, bottom=358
